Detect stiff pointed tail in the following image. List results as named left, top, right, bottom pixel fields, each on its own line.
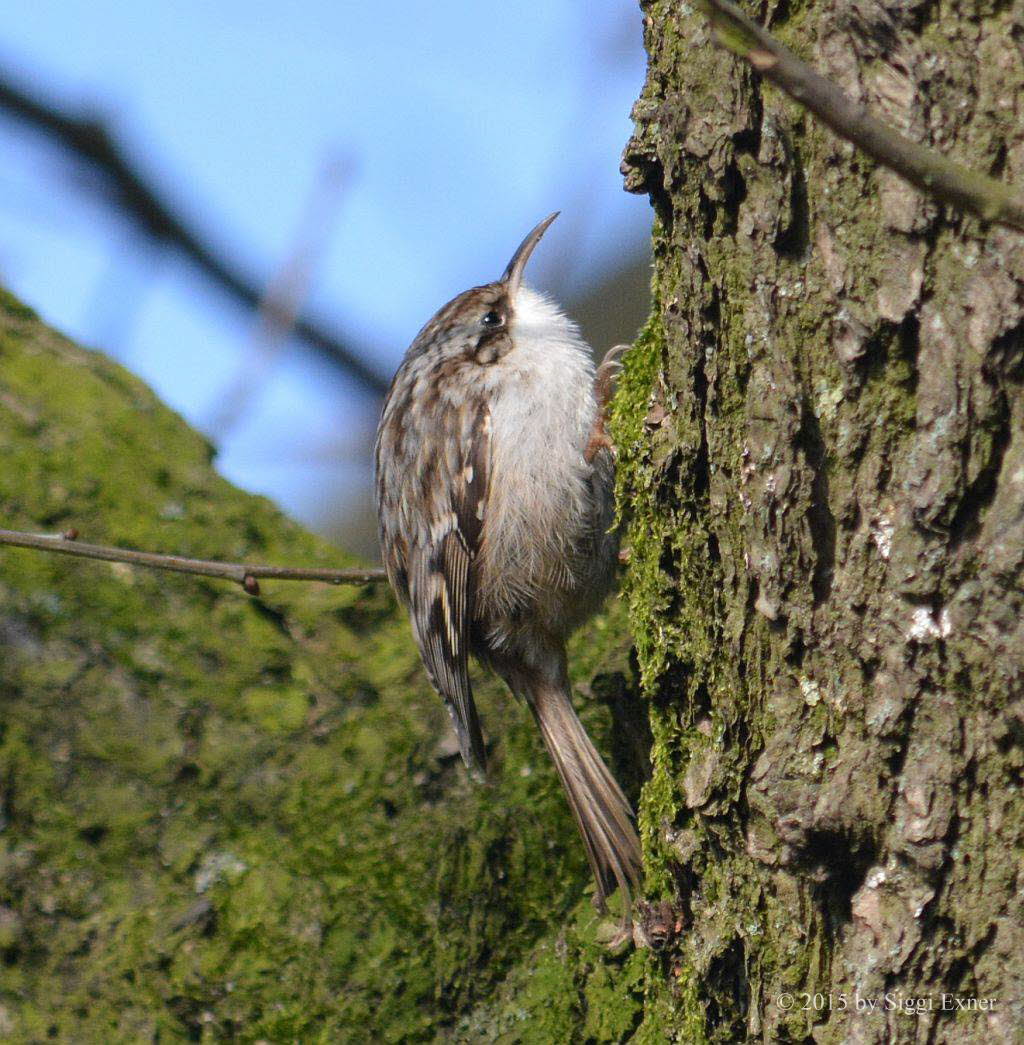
left=528, top=679, right=642, bottom=911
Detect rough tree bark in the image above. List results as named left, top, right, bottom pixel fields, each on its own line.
left=615, top=0, right=1024, bottom=1041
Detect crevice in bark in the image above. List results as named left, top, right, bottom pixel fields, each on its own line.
left=774, top=143, right=811, bottom=262
left=650, top=659, right=692, bottom=713
left=955, top=919, right=997, bottom=976
left=882, top=682, right=922, bottom=777
left=994, top=707, right=1024, bottom=756
left=721, top=157, right=748, bottom=238
left=988, top=317, right=1024, bottom=381
left=705, top=938, right=750, bottom=1036
left=990, top=140, right=1008, bottom=180
left=897, top=313, right=922, bottom=375
left=707, top=530, right=721, bottom=566
left=689, top=679, right=713, bottom=720
left=806, top=828, right=876, bottom=932
left=949, top=391, right=1011, bottom=545
left=699, top=184, right=718, bottom=241
left=798, top=397, right=836, bottom=606
left=765, top=0, right=793, bottom=31
left=856, top=313, right=921, bottom=394
left=853, top=322, right=895, bottom=388
left=733, top=126, right=761, bottom=159
left=693, top=349, right=712, bottom=502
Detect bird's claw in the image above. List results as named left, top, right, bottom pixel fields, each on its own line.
left=586, top=344, right=632, bottom=463
left=594, top=343, right=631, bottom=410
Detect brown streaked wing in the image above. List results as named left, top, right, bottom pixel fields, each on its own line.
left=405, top=393, right=491, bottom=773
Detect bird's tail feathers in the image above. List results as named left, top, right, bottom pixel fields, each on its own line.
left=528, top=679, right=642, bottom=911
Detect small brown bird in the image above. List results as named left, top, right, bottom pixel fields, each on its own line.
left=374, top=214, right=641, bottom=908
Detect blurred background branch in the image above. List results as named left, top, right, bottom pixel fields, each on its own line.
left=0, top=65, right=390, bottom=394
left=206, top=153, right=356, bottom=437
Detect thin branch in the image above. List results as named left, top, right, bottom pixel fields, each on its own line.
left=0, top=66, right=391, bottom=395
left=0, top=527, right=386, bottom=595
left=697, top=0, right=1024, bottom=233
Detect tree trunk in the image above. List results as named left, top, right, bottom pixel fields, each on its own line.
left=616, top=1, right=1024, bottom=1041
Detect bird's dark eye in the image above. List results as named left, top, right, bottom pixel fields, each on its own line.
left=481, top=310, right=503, bottom=328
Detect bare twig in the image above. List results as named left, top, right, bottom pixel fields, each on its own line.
left=0, top=527, right=386, bottom=595
left=697, top=0, right=1024, bottom=232
left=0, top=67, right=391, bottom=395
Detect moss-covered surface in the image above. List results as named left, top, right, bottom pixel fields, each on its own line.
left=0, top=292, right=646, bottom=1041
left=616, top=0, right=1024, bottom=1040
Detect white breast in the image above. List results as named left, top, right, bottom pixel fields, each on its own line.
left=478, top=287, right=598, bottom=619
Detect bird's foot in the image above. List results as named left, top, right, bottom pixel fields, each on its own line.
left=595, top=915, right=635, bottom=954
left=584, top=343, right=631, bottom=463
left=595, top=343, right=630, bottom=408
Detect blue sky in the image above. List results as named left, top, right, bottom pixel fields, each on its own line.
left=0, top=1, right=650, bottom=552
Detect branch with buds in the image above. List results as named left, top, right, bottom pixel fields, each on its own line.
left=0, top=527, right=386, bottom=596
left=698, top=0, right=1024, bottom=233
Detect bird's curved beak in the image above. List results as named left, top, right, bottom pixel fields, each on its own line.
left=500, top=212, right=559, bottom=296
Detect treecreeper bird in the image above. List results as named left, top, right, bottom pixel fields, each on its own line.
left=374, top=213, right=641, bottom=910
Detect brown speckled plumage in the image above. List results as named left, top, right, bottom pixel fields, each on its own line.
left=374, top=215, right=640, bottom=909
